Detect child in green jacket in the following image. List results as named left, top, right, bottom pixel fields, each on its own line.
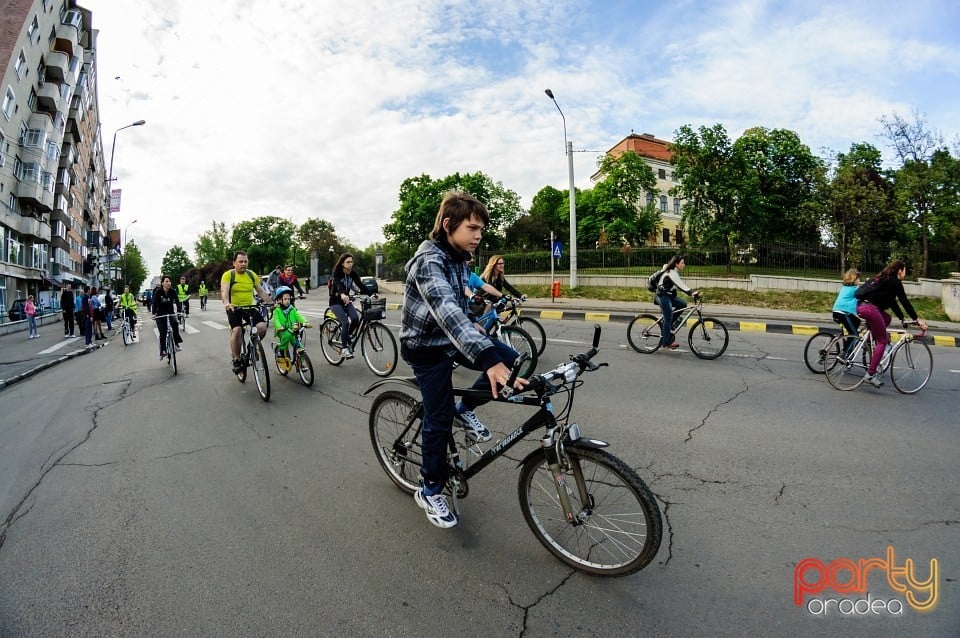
left=272, top=286, right=311, bottom=369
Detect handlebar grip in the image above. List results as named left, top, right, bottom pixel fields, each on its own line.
left=591, top=324, right=601, bottom=349
left=504, top=352, right=529, bottom=394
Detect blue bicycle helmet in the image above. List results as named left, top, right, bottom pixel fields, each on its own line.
left=274, top=286, right=293, bottom=301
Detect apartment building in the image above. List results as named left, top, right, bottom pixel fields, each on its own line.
left=0, top=0, right=107, bottom=315
left=598, top=133, right=686, bottom=247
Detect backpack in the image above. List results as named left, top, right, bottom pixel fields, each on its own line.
left=228, top=269, right=257, bottom=300
left=647, top=268, right=665, bottom=293
left=854, top=276, right=880, bottom=301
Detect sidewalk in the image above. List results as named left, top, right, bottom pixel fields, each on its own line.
left=0, top=321, right=106, bottom=390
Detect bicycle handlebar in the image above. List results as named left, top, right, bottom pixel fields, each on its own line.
left=522, top=324, right=605, bottom=396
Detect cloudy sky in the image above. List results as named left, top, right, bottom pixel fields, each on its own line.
left=80, top=0, right=960, bottom=279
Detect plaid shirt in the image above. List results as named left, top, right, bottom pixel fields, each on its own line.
left=400, top=240, right=493, bottom=365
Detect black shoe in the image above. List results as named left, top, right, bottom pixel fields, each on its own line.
left=231, top=359, right=242, bottom=373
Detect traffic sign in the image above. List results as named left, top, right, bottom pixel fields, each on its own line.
left=552, top=241, right=563, bottom=258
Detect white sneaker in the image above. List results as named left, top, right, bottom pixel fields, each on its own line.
left=864, top=373, right=884, bottom=387
left=414, top=488, right=457, bottom=528
left=342, top=347, right=354, bottom=359
left=456, top=405, right=492, bottom=443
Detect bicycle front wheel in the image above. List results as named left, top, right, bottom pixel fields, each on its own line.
left=890, top=338, right=933, bottom=394
left=688, top=317, right=729, bottom=360
left=319, top=318, right=345, bottom=366
left=361, top=322, right=398, bottom=377
left=627, top=314, right=662, bottom=354
left=518, top=316, right=547, bottom=356
left=251, top=339, right=271, bottom=401
left=369, top=391, right=424, bottom=494
left=296, top=351, right=315, bottom=387
left=500, top=326, right=538, bottom=377
left=823, top=334, right=868, bottom=390
left=122, top=323, right=131, bottom=346
left=170, top=341, right=178, bottom=375
left=518, top=447, right=662, bottom=576
left=802, top=331, right=835, bottom=374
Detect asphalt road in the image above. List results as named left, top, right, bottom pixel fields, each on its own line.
left=1, top=298, right=958, bottom=637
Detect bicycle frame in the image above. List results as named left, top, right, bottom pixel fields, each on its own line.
left=659, top=298, right=701, bottom=336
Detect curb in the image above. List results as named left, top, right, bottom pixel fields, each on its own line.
left=0, top=340, right=106, bottom=391
left=383, top=302, right=960, bottom=348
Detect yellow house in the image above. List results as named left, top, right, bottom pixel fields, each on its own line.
left=592, top=133, right=685, bottom=247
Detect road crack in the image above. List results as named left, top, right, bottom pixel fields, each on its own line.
left=684, top=378, right=749, bottom=442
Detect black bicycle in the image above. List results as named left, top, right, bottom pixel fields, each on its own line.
left=319, top=296, right=398, bottom=377
left=234, top=304, right=271, bottom=402
left=154, top=313, right=180, bottom=375
left=366, top=326, right=662, bottom=576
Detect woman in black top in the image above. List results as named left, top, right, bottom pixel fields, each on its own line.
left=151, top=275, right=183, bottom=358
left=480, top=255, right=526, bottom=300
left=329, top=253, right=363, bottom=358
left=856, top=259, right=927, bottom=386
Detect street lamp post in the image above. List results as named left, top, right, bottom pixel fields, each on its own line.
left=107, top=119, right=146, bottom=186
left=544, top=89, right=577, bottom=289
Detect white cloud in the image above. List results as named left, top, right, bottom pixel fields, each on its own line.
left=81, top=0, right=960, bottom=277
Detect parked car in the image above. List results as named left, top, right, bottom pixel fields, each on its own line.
left=138, top=289, right=154, bottom=306
left=7, top=298, right=28, bottom=321
left=360, top=276, right=378, bottom=295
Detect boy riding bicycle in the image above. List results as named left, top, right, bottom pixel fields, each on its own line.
left=400, top=191, right=527, bottom=529
left=272, top=286, right=312, bottom=371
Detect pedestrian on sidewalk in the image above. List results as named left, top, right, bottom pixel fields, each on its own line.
left=90, top=287, right=105, bottom=340
left=80, top=286, right=94, bottom=346
left=60, top=283, right=76, bottom=337
left=103, top=288, right=115, bottom=330
left=25, top=294, right=39, bottom=339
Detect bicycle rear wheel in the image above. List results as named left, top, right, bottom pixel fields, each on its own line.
left=361, top=322, right=398, bottom=377
left=518, top=447, right=662, bottom=576
left=167, top=333, right=177, bottom=375
left=500, top=326, right=538, bottom=377
left=296, top=351, right=315, bottom=387
left=251, top=338, right=271, bottom=401
left=688, top=317, right=729, bottom=360
left=627, top=314, right=662, bottom=353
left=369, top=391, right=424, bottom=494
left=889, top=338, right=933, bottom=394
left=518, top=316, right=547, bottom=356
left=319, top=318, right=345, bottom=365
left=802, top=331, right=835, bottom=374
left=823, top=334, right=868, bottom=390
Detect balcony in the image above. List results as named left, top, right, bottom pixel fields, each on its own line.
left=8, top=214, right=51, bottom=242
left=54, top=24, right=80, bottom=57
left=44, top=51, right=69, bottom=83
left=15, top=180, right=55, bottom=211
left=35, top=82, right=61, bottom=115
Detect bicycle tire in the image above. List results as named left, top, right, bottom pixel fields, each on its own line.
left=518, top=447, right=662, bottom=576
left=500, top=325, right=538, bottom=377
left=361, top=322, right=398, bottom=377
left=802, top=331, right=836, bottom=374
left=251, top=338, right=271, bottom=401
left=167, top=332, right=177, bottom=375
left=518, top=316, right=547, bottom=357
left=369, top=391, right=424, bottom=494
left=319, top=318, right=345, bottom=366
left=688, top=317, right=729, bottom=360
left=297, top=351, right=315, bottom=387
left=122, top=323, right=131, bottom=346
left=274, top=345, right=290, bottom=376
left=889, top=338, right=933, bottom=394
left=627, top=314, right=663, bottom=354
left=823, top=334, right=869, bottom=390
left=170, top=342, right=178, bottom=375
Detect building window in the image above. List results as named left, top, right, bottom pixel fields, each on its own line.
left=658, top=168, right=666, bottom=180
left=15, top=52, right=28, bottom=79
left=22, top=162, right=41, bottom=183
left=675, top=228, right=684, bottom=244
left=27, top=88, right=38, bottom=110
left=673, top=197, right=680, bottom=216
left=22, top=129, right=45, bottom=148
left=62, top=9, right=82, bottom=29
left=646, top=191, right=654, bottom=206
left=660, top=195, right=668, bottom=213
left=671, top=171, right=677, bottom=182
left=2, top=87, right=15, bottom=120
left=662, top=228, right=671, bottom=244
left=27, top=16, right=40, bottom=41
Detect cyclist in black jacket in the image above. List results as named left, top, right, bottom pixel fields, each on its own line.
left=856, top=259, right=927, bottom=387
left=151, top=275, right=183, bottom=359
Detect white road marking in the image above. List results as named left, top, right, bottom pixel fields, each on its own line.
left=203, top=321, right=229, bottom=330
left=183, top=324, right=201, bottom=334
left=37, top=340, right=74, bottom=354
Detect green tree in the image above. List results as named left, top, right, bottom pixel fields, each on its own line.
left=160, top=245, right=194, bottom=280
left=382, top=172, right=523, bottom=262
left=504, top=185, right=568, bottom=249
left=229, top=216, right=296, bottom=274
left=880, top=110, right=944, bottom=276
left=117, top=241, right=148, bottom=292
left=927, top=149, right=960, bottom=258
left=194, top=220, right=231, bottom=266
left=297, top=218, right=342, bottom=269
left=580, top=150, right=661, bottom=246
left=826, top=143, right=896, bottom=270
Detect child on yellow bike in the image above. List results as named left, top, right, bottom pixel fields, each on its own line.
left=272, top=286, right=312, bottom=371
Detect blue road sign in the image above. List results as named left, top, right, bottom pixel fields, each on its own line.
left=552, top=241, right=563, bottom=258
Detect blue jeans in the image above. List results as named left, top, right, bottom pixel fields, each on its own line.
left=27, top=315, right=38, bottom=337
left=402, top=339, right=519, bottom=495
left=330, top=303, right=359, bottom=348
left=657, top=294, right=687, bottom=346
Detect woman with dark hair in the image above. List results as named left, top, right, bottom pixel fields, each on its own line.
left=655, top=254, right=700, bottom=350
left=856, top=259, right=927, bottom=387
left=329, top=253, right=364, bottom=358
